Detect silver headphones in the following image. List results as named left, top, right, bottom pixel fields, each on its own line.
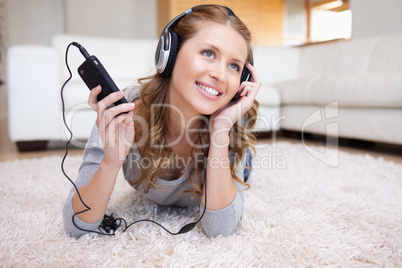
left=154, top=5, right=253, bottom=83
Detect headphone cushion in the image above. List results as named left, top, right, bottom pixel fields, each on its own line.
left=240, top=68, right=249, bottom=83
left=162, top=31, right=179, bottom=76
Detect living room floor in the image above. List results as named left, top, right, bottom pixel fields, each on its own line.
left=1, top=118, right=401, bottom=164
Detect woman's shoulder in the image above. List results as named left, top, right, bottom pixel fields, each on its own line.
left=123, top=84, right=142, bottom=102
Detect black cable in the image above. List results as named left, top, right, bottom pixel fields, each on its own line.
left=61, top=42, right=208, bottom=236
left=61, top=42, right=114, bottom=236
left=123, top=119, right=209, bottom=235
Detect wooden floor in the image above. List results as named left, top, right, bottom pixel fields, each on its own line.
left=1, top=118, right=401, bottom=163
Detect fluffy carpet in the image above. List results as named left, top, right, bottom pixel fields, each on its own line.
left=0, top=141, right=401, bottom=267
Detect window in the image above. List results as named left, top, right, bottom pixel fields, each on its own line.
left=310, top=0, right=352, bottom=42
left=284, top=0, right=308, bottom=46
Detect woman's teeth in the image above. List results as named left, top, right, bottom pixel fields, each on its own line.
left=197, top=83, right=219, bottom=96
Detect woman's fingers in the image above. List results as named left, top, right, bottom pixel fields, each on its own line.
left=105, top=110, right=134, bottom=145
left=237, top=63, right=261, bottom=97
left=88, top=87, right=127, bottom=114
left=104, top=102, right=135, bottom=119
left=248, top=63, right=261, bottom=85
left=88, top=88, right=135, bottom=164
left=240, top=64, right=261, bottom=97
left=234, top=63, right=261, bottom=112
left=89, top=87, right=133, bottom=129
left=88, top=85, right=101, bottom=110
left=98, top=90, right=126, bottom=113
left=98, top=102, right=135, bottom=133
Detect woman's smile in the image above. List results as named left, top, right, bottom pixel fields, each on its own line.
left=196, top=81, right=222, bottom=99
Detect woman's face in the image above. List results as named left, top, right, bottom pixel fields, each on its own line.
left=168, top=22, right=248, bottom=117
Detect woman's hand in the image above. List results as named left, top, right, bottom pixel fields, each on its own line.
left=202, top=64, right=260, bottom=210
left=71, top=86, right=134, bottom=223
left=210, top=63, right=261, bottom=133
left=88, top=86, right=135, bottom=167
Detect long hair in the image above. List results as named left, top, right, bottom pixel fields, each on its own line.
left=132, top=5, right=258, bottom=196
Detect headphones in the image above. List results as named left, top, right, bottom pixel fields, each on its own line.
left=154, top=5, right=253, bottom=83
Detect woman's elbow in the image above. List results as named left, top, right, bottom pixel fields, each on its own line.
left=200, top=214, right=242, bottom=238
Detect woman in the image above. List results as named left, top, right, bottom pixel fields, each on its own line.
left=63, top=4, right=261, bottom=238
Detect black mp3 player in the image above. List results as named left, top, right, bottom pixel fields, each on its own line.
left=78, top=55, right=128, bottom=106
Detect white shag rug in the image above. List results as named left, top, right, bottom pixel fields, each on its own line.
left=0, top=141, right=401, bottom=267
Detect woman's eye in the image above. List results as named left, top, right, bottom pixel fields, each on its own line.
left=202, top=50, right=215, bottom=59
left=229, top=63, right=240, bottom=72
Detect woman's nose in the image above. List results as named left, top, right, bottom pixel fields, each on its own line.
left=208, top=64, right=225, bottom=82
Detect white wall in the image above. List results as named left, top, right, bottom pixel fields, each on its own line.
left=2, top=0, right=66, bottom=120
left=6, top=0, right=65, bottom=46
left=0, top=1, right=6, bottom=120
left=284, top=0, right=307, bottom=46
left=351, top=0, right=402, bottom=38
left=5, top=0, right=158, bottom=46
left=65, top=0, right=157, bottom=39
left=1, top=0, right=157, bottom=120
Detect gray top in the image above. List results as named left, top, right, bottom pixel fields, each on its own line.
left=63, top=85, right=247, bottom=238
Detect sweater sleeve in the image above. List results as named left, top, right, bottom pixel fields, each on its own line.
left=199, top=152, right=248, bottom=237
left=62, top=124, right=105, bottom=238
left=62, top=85, right=141, bottom=238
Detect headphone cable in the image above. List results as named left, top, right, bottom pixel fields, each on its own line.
left=61, top=42, right=207, bottom=236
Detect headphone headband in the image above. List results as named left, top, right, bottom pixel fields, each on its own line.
left=155, top=4, right=252, bottom=81
left=161, top=8, right=193, bottom=51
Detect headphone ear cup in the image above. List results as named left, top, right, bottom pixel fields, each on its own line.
left=161, top=31, right=180, bottom=76
left=240, top=68, right=250, bottom=83
left=240, top=54, right=254, bottom=83
left=155, top=36, right=165, bottom=72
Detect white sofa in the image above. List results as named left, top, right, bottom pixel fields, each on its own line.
left=7, top=35, right=157, bottom=149
left=264, top=32, right=402, bottom=145
left=6, top=34, right=280, bottom=150
left=7, top=32, right=402, bottom=150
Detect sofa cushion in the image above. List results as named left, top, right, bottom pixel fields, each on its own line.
left=298, top=36, right=380, bottom=77
left=52, top=34, right=159, bottom=111
left=275, top=72, right=402, bottom=108
left=272, top=77, right=320, bottom=105
left=63, top=79, right=139, bottom=111
left=51, top=34, right=157, bottom=82
left=367, top=32, right=402, bottom=73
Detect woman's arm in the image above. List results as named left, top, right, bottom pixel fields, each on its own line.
left=63, top=125, right=107, bottom=237
left=201, top=63, right=260, bottom=210
left=73, top=87, right=134, bottom=222
left=200, top=63, right=260, bottom=236
left=199, top=153, right=248, bottom=237
left=63, top=86, right=134, bottom=237
left=71, top=159, right=122, bottom=223
left=203, top=130, right=237, bottom=208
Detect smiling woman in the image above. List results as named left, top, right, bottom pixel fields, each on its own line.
left=63, top=4, right=261, bottom=239
left=170, top=21, right=248, bottom=115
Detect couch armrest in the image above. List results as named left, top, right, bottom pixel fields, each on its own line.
left=7, top=45, right=63, bottom=141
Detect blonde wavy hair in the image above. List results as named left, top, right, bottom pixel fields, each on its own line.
left=132, top=5, right=259, bottom=196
